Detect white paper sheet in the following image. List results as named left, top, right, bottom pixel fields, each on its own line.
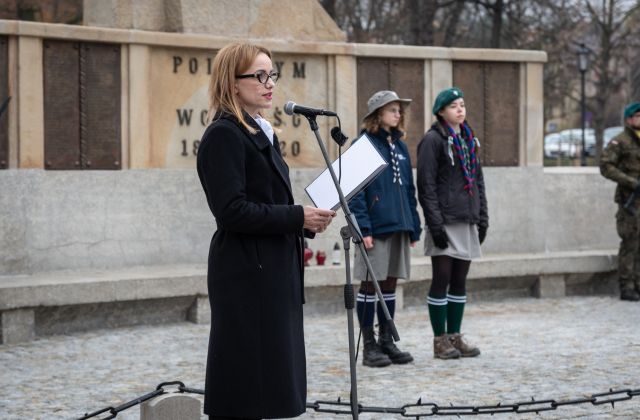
left=305, top=133, right=388, bottom=211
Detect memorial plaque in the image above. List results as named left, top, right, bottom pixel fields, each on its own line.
left=44, top=40, right=81, bottom=170
left=84, top=43, right=121, bottom=169
left=390, top=59, right=424, bottom=165
left=44, top=41, right=122, bottom=169
left=485, top=62, right=519, bottom=166
left=0, top=36, right=8, bottom=169
left=453, top=61, right=520, bottom=166
left=150, top=48, right=330, bottom=168
left=357, top=58, right=390, bottom=129
left=357, top=58, right=424, bottom=166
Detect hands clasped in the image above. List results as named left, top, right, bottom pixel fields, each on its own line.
left=303, top=206, right=336, bottom=234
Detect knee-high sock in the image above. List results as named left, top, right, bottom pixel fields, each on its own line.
left=427, top=295, right=447, bottom=336
left=446, top=294, right=466, bottom=334
left=376, top=292, right=396, bottom=324
left=357, top=292, right=376, bottom=328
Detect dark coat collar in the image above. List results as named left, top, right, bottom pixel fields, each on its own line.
left=624, top=126, right=640, bottom=143
left=216, top=111, right=271, bottom=151
left=429, top=120, right=449, bottom=139
left=364, top=127, right=404, bottom=147
left=214, top=110, right=293, bottom=199
left=430, top=119, right=474, bottom=140
left=372, top=127, right=403, bottom=143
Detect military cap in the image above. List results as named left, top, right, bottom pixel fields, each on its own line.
left=432, top=87, right=464, bottom=115
left=624, top=102, right=640, bottom=119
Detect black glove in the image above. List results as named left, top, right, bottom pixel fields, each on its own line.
left=431, top=228, right=449, bottom=249
left=478, top=224, right=488, bottom=244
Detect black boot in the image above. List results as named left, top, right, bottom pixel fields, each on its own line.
left=361, top=326, right=392, bottom=367
left=621, top=288, right=640, bottom=301
left=379, top=321, right=414, bottom=364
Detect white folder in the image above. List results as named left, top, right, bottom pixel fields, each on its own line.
left=305, top=133, right=388, bottom=211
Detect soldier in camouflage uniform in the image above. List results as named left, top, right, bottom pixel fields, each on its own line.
left=600, top=102, right=640, bottom=301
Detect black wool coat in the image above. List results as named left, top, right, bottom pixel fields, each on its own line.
left=197, top=112, right=307, bottom=418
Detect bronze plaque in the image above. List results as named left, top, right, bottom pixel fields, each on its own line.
left=83, top=43, right=121, bottom=169
left=485, top=62, right=519, bottom=166
left=357, top=58, right=424, bottom=166
left=357, top=57, right=390, bottom=133
left=390, top=59, right=424, bottom=165
left=44, top=41, right=122, bottom=170
left=44, top=40, right=80, bottom=170
left=0, top=36, right=9, bottom=169
left=453, top=61, right=519, bottom=166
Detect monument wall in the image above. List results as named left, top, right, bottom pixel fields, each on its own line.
left=0, top=19, right=617, bottom=276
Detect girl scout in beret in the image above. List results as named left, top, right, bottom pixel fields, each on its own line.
left=417, top=87, right=488, bottom=359
left=349, top=90, right=422, bottom=367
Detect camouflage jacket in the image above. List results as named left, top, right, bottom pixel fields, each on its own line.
left=600, top=127, right=640, bottom=204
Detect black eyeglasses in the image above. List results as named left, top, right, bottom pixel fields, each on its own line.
left=235, top=70, right=280, bottom=85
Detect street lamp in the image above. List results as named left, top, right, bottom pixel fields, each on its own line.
left=578, top=43, right=589, bottom=166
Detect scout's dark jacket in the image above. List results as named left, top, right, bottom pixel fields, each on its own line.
left=417, top=121, right=489, bottom=231
left=349, top=128, right=422, bottom=242
left=196, top=111, right=308, bottom=419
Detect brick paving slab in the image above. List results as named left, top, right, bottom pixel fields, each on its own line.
left=0, top=297, right=639, bottom=419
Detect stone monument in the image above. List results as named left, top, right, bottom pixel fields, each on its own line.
left=84, top=0, right=346, bottom=41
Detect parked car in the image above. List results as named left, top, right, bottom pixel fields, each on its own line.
left=559, top=128, right=596, bottom=157
left=545, top=127, right=624, bottom=160
left=544, top=132, right=578, bottom=158
left=545, top=133, right=565, bottom=158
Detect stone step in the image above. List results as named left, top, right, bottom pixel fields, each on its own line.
left=0, top=250, right=618, bottom=344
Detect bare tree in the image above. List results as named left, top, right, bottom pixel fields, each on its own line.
left=475, top=0, right=505, bottom=47
left=441, top=0, right=468, bottom=46
left=319, top=0, right=638, bottom=160
left=407, top=0, right=439, bottom=45
left=0, top=1, right=19, bottom=20
left=319, top=0, right=469, bottom=46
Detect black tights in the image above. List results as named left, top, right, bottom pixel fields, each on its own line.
left=429, top=255, right=471, bottom=297
left=359, top=277, right=397, bottom=294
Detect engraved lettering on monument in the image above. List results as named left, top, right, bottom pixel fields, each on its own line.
left=150, top=49, right=329, bottom=168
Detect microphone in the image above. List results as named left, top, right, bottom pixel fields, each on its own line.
left=330, top=126, right=348, bottom=146
left=284, top=101, right=337, bottom=117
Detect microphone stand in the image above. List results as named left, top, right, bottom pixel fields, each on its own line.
left=302, top=115, right=400, bottom=419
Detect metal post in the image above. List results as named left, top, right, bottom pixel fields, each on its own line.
left=577, top=42, right=589, bottom=167
left=580, top=68, right=587, bottom=166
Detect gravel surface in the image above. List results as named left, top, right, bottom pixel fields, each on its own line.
left=1, top=296, right=639, bottom=419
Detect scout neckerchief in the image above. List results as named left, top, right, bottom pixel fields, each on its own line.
left=383, top=129, right=403, bottom=185
left=444, top=121, right=478, bottom=195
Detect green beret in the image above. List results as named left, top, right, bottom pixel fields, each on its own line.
left=624, top=102, right=640, bottom=119
left=432, top=87, right=464, bottom=115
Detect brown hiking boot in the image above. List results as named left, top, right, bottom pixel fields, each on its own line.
left=433, top=334, right=461, bottom=359
left=448, top=333, right=481, bottom=357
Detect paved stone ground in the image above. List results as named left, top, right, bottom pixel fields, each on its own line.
left=1, top=296, right=639, bottom=419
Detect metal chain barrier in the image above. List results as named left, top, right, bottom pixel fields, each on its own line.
left=78, top=383, right=640, bottom=419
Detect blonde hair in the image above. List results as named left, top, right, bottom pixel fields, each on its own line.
left=361, top=101, right=407, bottom=139
left=207, top=43, right=272, bottom=133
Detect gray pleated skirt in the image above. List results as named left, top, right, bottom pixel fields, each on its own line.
left=354, top=231, right=411, bottom=281
left=424, top=223, right=482, bottom=261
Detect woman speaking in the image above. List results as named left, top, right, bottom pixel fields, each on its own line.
left=196, top=42, right=335, bottom=419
